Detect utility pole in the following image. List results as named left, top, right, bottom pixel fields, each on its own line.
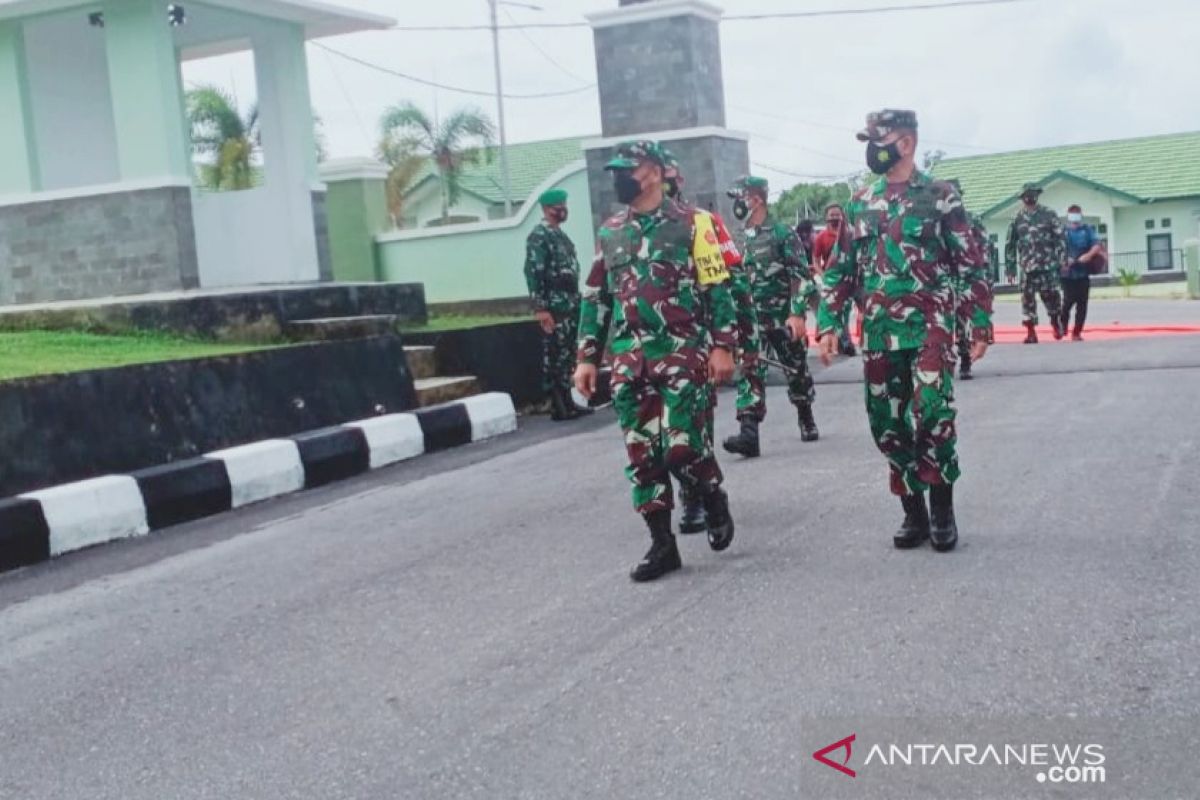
left=488, top=0, right=513, bottom=217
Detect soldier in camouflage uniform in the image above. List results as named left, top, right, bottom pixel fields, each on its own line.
left=948, top=179, right=995, bottom=380
left=818, top=109, right=993, bottom=552
left=524, top=188, right=589, bottom=420
left=662, top=150, right=750, bottom=536
left=1005, top=183, right=1066, bottom=343
left=722, top=175, right=819, bottom=457
left=574, top=140, right=738, bottom=583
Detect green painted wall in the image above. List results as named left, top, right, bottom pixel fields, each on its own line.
left=1112, top=198, right=1200, bottom=266
left=103, top=0, right=189, bottom=180
left=0, top=21, right=39, bottom=193
left=376, top=167, right=595, bottom=303
left=327, top=177, right=389, bottom=282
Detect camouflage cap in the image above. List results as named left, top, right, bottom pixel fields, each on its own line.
left=1021, top=182, right=1044, bottom=194
left=604, top=140, right=668, bottom=170
left=661, top=147, right=681, bottom=178
left=726, top=175, right=769, bottom=199
left=856, top=109, right=918, bottom=142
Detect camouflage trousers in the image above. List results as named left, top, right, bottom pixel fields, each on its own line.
left=613, top=364, right=722, bottom=515
left=735, top=314, right=815, bottom=422
left=1020, top=270, right=1062, bottom=326
left=541, top=308, right=579, bottom=395
left=863, top=344, right=960, bottom=497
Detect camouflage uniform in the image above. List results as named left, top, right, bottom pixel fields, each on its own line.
left=578, top=173, right=738, bottom=516
left=1005, top=191, right=1065, bottom=327
left=819, top=164, right=992, bottom=496
left=729, top=178, right=817, bottom=422
left=950, top=197, right=995, bottom=372
left=524, top=209, right=581, bottom=401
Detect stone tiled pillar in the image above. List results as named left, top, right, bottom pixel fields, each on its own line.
left=582, top=0, right=749, bottom=227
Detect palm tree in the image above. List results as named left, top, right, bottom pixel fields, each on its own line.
left=186, top=85, right=260, bottom=191
left=376, top=134, right=427, bottom=229
left=378, top=102, right=496, bottom=223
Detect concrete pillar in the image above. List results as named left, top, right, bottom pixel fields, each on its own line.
left=253, top=21, right=321, bottom=282
left=103, top=0, right=190, bottom=181
left=0, top=20, right=40, bottom=193
left=318, top=158, right=391, bottom=283
left=582, top=0, right=749, bottom=227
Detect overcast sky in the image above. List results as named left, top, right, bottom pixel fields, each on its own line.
left=183, top=0, right=1199, bottom=195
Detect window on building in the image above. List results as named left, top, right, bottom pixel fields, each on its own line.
left=1144, top=219, right=1155, bottom=229
left=1161, top=218, right=1171, bottom=228
left=1147, top=233, right=1173, bottom=270
left=1098, top=223, right=1108, bottom=234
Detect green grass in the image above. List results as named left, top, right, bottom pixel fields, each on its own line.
left=0, top=330, right=267, bottom=382
left=399, top=313, right=529, bottom=332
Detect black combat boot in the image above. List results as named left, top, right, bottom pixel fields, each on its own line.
left=678, top=486, right=707, bottom=534
left=703, top=487, right=735, bottom=552
left=722, top=417, right=761, bottom=458
left=929, top=484, right=959, bottom=552
left=894, top=492, right=930, bottom=549
left=959, top=351, right=973, bottom=380
left=1023, top=323, right=1038, bottom=344
left=549, top=388, right=571, bottom=421
left=839, top=332, right=857, bottom=356
left=630, top=509, right=682, bottom=582
left=1051, top=316, right=1066, bottom=340
left=798, top=404, right=819, bottom=442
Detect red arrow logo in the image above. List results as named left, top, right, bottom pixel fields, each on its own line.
left=813, top=734, right=857, bottom=778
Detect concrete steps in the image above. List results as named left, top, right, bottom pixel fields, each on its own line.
left=404, top=346, right=438, bottom=380
left=414, top=376, right=481, bottom=407
left=285, top=314, right=397, bottom=342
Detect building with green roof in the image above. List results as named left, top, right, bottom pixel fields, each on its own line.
left=401, top=135, right=592, bottom=229
left=934, top=131, right=1200, bottom=277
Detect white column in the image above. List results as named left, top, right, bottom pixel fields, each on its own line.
left=253, top=21, right=319, bottom=282
left=0, top=20, right=39, bottom=193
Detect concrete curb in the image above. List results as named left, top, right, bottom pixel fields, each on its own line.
left=0, top=393, right=517, bottom=574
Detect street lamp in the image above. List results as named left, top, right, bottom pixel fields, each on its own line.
left=488, top=0, right=541, bottom=217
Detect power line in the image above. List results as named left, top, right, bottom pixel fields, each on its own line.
left=754, top=161, right=862, bottom=182
left=316, top=45, right=375, bottom=152
left=733, top=104, right=996, bottom=152
left=746, top=128, right=864, bottom=166
left=383, top=0, right=1028, bottom=31
left=311, top=42, right=597, bottom=100
left=501, top=7, right=594, bottom=86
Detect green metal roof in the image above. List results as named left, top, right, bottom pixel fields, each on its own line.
left=932, top=131, right=1200, bottom=216
left=407, top=135, right=589, bottom=205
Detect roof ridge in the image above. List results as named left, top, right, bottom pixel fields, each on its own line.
left=941, top=129, right=1200, bottom=164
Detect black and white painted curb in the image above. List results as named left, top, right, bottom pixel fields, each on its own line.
left=0, top=393, right=516, bottom=573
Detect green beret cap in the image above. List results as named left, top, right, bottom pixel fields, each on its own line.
left=538, top=188, right=567, bottom=206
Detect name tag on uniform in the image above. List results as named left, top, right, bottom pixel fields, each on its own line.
left=693, top=212, right=731, bottom=285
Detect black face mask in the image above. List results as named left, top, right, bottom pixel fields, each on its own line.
left=613, top=171, right=642, bottom=205
left=866, top=141, right=902, bottom=175
left=664, top=178, right=679, bottom=199
left=552, top=207, right=569, bottom=223
left=733, top=199, right=750, bottom=221
left=1022, top=194, right=1039, bottom=206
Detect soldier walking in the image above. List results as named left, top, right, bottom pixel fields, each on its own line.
left=817, top=109, right=993, bottom=552
left=1005, top=183, right=1066, bottom=343
left=524, top=188, right=589, bottom=420
left=663, top=150, right=750, bottom=537
left=722, top=175, right=819, bottom=459
left=573, top=141, right=738, bottom=582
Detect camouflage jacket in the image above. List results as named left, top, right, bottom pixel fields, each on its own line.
left=737, top=214, right=816, bottom=320
left=577, top=197, right=738, bottom=375
left=1004, top=204, right=1065, bottom=276
left=524, top=222, right=580, bottom=314
left=817, top=170, right=993, bottom=351
left=955, top=213, right=994, bottom=291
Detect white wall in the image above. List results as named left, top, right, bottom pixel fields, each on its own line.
left=404, top=178, right=495, bottom=229
left=22, top=10, right=120, bottom=191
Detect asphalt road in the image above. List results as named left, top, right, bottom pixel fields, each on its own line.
left=3, top=299, right=1199, bottom=799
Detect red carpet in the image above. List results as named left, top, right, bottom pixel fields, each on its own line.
left=991, top=323, right=1200, bottom=343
